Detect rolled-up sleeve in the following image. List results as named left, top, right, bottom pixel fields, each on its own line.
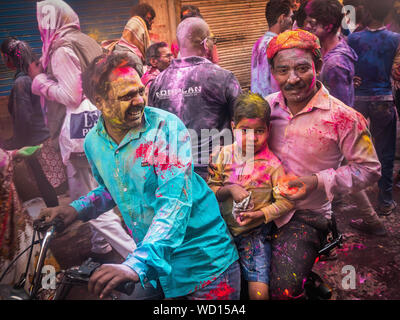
left=122, top=119, right=194, bottom=287
left=316, top=111, right=381, bottom=201
left=31, top=46, right=83, bottom=108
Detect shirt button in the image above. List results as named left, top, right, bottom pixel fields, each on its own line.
left=123, top=187, right=127, bottom=192
left=116, top=150, right=119, bottom=154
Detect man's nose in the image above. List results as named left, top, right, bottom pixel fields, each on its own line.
left=287, top=69, right=300, bottom=84
left=132, top=93, right=144, bottom=105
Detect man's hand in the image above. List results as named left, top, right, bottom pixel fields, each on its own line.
left=279, top=175, right=318, bottom=201
left=88, top=264, right=139, bottom=299
left=28, top=60, right=43, bottom=79
left=36, top=205, right=78, bottom=231
left=229, top=184, right=250, bottom=203
left=236, top=210, right=264, bottom=226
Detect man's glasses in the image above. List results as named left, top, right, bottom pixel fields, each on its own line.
left=200, top=36, right=218, bottom=47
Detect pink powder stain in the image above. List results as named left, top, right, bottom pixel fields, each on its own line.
left=111, top=65, right=132, bottom=78
left=135, top=141, right=189, bottom=177
left=324, top=111, right=356, bottom=136
left=204, top=281, right=235, bottom=300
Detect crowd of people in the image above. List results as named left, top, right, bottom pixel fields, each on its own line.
left=0, top=0, right=399, bottom=300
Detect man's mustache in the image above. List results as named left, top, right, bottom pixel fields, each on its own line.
left=284, top=82, right=306, bottom=91
left=126, top=103, right=145, bottom=113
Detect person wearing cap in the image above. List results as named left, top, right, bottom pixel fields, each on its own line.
left=264, top=29, right=381, bottom=299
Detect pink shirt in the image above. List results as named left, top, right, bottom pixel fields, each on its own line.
left=266, top=83, right=381, bottom=225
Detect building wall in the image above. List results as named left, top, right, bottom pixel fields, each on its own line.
left=0, top=0, right=138, bottom=138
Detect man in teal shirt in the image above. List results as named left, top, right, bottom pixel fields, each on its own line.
left=38, top=52, right=239, bottom=299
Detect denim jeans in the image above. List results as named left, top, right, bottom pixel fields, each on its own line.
left=353, top=100, right=397, bottom=206
left=234, top=223, right=272, bottom=284
left=179, top=261, right=241, bottom=300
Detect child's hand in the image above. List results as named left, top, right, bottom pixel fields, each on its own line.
left=236, top=210, right=264, bottom=226
left=229, top=184, right=250, bottom=203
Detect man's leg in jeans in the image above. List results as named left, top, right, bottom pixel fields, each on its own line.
left=269, top=211, right=328, bottom=299
left=369, top=102, right=397, bottom=214
left=66, top=159, right=135, bottom=258
left=178, top=261, right=241, bottom=300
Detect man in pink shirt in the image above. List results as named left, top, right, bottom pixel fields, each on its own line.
left=264, top=30, right=381, bottom=299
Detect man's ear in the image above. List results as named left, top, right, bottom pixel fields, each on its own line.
left=315, top=57, right=323, bottom=74
left=278, top=13, right=286, bottom=25
left=324, top=23, right=334, bottom=34
left=231, top=120, right=235, bottom=131
left=94, top=95, right=105, bottom=112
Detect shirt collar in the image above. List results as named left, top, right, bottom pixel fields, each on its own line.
left=95, top=107, right=151, bottom=146
left=366, top=26, right=387, bottom=32
left=271, top=81, right=331, bottom=115
left=171, top=56, right=212, bottom=68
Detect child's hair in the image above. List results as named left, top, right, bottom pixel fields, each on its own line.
left=233, top=92, right=271, bottom=127
left=1, top=37, right=37, bottom=74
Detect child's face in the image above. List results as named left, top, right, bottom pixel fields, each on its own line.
left=232, top=118, right=269, bottom=155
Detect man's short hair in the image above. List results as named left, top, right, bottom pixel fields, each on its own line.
left=343, top=0, right=371, bottom=27
left=305, top=0, right=344, bottom=35
left=181, top=5, right=203, bottom=20
left=82, top=52, right=138, bottom=105
left=233, top=92, right=271, bottom=127
left=176, top=17, right=209, bottom=50
left=292, top=0, right=309, bottom=27
left=265, top=0, right=292, bottom=27
left=364, top=0, right=393, bottom=23
left=131, top=3, right=155, bottom=20
left=145, top=42, right=168, bottom=66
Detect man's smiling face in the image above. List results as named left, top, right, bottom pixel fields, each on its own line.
left=98, top=65, right=147, bottom=131
left=271, top=48, right=319, bottom=106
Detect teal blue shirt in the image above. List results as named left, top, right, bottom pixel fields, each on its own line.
left=70, top=107, right=238, bottom=298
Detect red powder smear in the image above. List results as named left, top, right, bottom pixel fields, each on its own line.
left=111, top=60, right=132, bottom=77
left=204, top=281, right=235, bottom=300
left=136, top=141, right=189, bottom=176
left=200, top=276, right=217, bottom=290
left=277, top=175, right=302, bottom=195
left=284, top=289, right=290, bottom=297
left=324, top=111, right=357, bottom=136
